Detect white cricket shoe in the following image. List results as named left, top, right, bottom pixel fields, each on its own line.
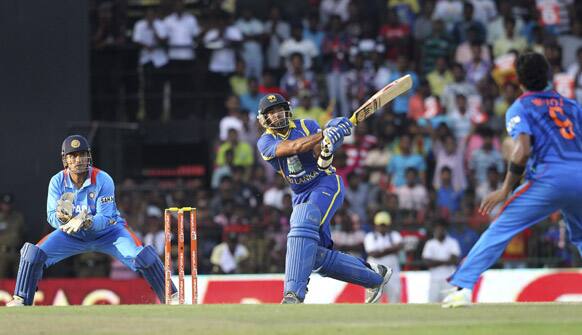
left=365, top=263, right=393, bottom=304
left=6, top=295, right=25, bottom=307
left=442, top=288, right=472, bottom=308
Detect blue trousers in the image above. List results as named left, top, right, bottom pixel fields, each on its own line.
left=292, top=174, right=344, bottom=249
left=37, top=224, right=143, bottom=270
left=450, top=164, right=582, bottom=289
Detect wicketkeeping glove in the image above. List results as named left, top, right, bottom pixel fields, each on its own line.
left=60, top=209, right=90, bottom=235
left=56, top=192, right=75, bottom=223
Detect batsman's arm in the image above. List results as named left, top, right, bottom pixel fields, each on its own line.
left=90, top=173, right=118, bottom=231
left=46, top=175, right=64, bottom=229
left=274, top=132, right=324, bottom=157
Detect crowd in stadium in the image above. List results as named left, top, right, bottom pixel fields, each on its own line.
left=2, top=0, right=582, bottom=280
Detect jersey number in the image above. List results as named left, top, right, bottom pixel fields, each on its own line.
left=549, top=106, right=575, bottom=140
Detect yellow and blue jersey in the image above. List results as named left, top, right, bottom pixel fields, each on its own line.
left=506, top=90, right=582, bottom=178
left=46, top=167, right=125, bottom=235
left=257, top=119, right=334, bottom=194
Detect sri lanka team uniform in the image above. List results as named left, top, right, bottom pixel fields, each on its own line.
left=13, top=167, right=172, bottom=305
left=258, top=119, right=383, bottom=301
left=449, top=90, right=582, bottom=289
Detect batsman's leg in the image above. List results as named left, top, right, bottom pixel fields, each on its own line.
left=283, top=202, right=322, bottom=302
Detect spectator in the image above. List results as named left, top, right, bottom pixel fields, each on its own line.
left=451, top=2, right=486, bottom=45
left=408, top=78, right=444, bottom=123
left=463, top=43, right=491, bottom=85
left=427, top=56, right=453, bottom=97
left=436, top=166, right=464, bottom=214
left=319, top=0, right=351, bottom=25
left=303, top=12, right=325, bottom=53
left=493, top=17, right=528, bottom=57
left=441, top=63, right=477, bottom=114
left=142, top=205, right=165, bottom=255
left=413, top=0, right=435, bottom=42
left=210, top=178, right=244, bottom=217
left=476, top=165, right=502, bottom=206
left=558, top=21, right=582, bottom=70
left=258, top=70, right=284, bottom=95
left=132, top=8, right=168, bottom=121
left=322, top=15, right=351, bottom=116
left=211, top=148, right=234, bottom=189
left=345, top=172, right=373, bottom=225
left=292, top=91, right=330, bottom=127
left=331, top=209, right=366, bottom=258
left=396, top=167, right=429, bottom=211
left=235, top=8, right=264, bottom=78
left=231, top=166, right=260, bottom=209
left=280, top=24, right=319, bottom=70
left=433, top=134, right=467, bottom=191
left=203, top=11, right=243, bottom=113
left=279, top=53, right=318, bottom=107
left=486, top=3, right=524, bottom=45
left=421, top=20, right=452, bottom=74
left=566, top=47, right=582, bottom=104
left=364, top=211, right=404, bottom=303
left=448, top=213, right=479, bottom=258
left=422, top=219, right=461, bottom=302
left=343, top=53, right=375, bottom=117
left=218, top=95, right=245, bottom=141
left=229, top=59, right=249, bottom=97
left=239, top=77, right=262, bottom=119
left=448, top=94, right=475, bottom=141
left=164, top=0, right=201, bottom=119
left=455, top=26, right=492, bottom=65
left=215, top=128, right=254, bottom=168
left=432, top=0, right=464, bottom=31
left=264, top=6, right=291, bottom=73
left=379, top=8, right=412, bottom=63
left=0, top=194, right=24, bottom=278
left=388, top=133, right=426, bottom=187
left=469, top=128, right=504, bottom=184
left=263, top=177, right=290, bottom=210
left=210, top=231, right=249, bottom=274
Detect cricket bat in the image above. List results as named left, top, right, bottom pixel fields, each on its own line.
left=348, top=74, right=413, bottom=126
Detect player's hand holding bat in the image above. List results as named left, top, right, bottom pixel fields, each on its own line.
left=325, top=117, right=353, bottom=137
left=56, top=192, right=75, bottom=223
left=60, top=209, right=90, bottom=234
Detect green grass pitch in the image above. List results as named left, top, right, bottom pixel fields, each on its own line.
left=2, top=303, right=581, bottom=335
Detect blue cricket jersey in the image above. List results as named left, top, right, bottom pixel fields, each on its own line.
left=47, top=167, right=125, bottom=236
left=257, top=119, right=333, bottom=194
left=506, top=90, right=582, bottom=178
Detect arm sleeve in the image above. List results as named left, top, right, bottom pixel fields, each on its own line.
left=90, top=173, right=118, bottom=231
left=46, top=175, right=63, bottom=229
left=392, top=231, right=403, bottom=245
left=257, top=134, right=281, bottom=161
left=505, top=102, right=532, bottom=139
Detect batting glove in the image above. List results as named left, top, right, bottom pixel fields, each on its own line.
left=323, top=127, right=344, bottom=154
left=325, top=117, right=353, bottom=137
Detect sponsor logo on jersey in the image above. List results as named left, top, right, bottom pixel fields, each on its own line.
left=285, top=170, right=320, bottom=185
left=100, top=196, right=114, bottom=204
left=507, top=115, right=521, bottom=133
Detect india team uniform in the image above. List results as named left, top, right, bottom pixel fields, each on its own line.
left=258, top=119, right=343, bottom=248
left=450, top=90, right=582, bottom=289
left=39, top=167, right=143, bottom=270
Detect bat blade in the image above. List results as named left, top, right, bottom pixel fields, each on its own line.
left=349, top=74, right=413, bottom=125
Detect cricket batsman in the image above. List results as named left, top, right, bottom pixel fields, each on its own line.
left=257, top=93, right=392, bottom=304
left=7, top=135, right=175, bottom=306
left=443, top=52, right=582, bottom=307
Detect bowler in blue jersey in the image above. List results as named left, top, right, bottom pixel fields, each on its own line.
left=257, top=93, right=392, bottom=303
left=443, top=52, right=582, bottom=307
left=6, top=135, right=174, bottom=306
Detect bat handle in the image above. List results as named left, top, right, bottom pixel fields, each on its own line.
left=349, top=114, right=358, bottom=125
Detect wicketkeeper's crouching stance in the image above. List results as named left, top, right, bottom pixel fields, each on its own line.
left=7, top=135, right=175, bottom=306
left=257, top=94, right=393, bottom=303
